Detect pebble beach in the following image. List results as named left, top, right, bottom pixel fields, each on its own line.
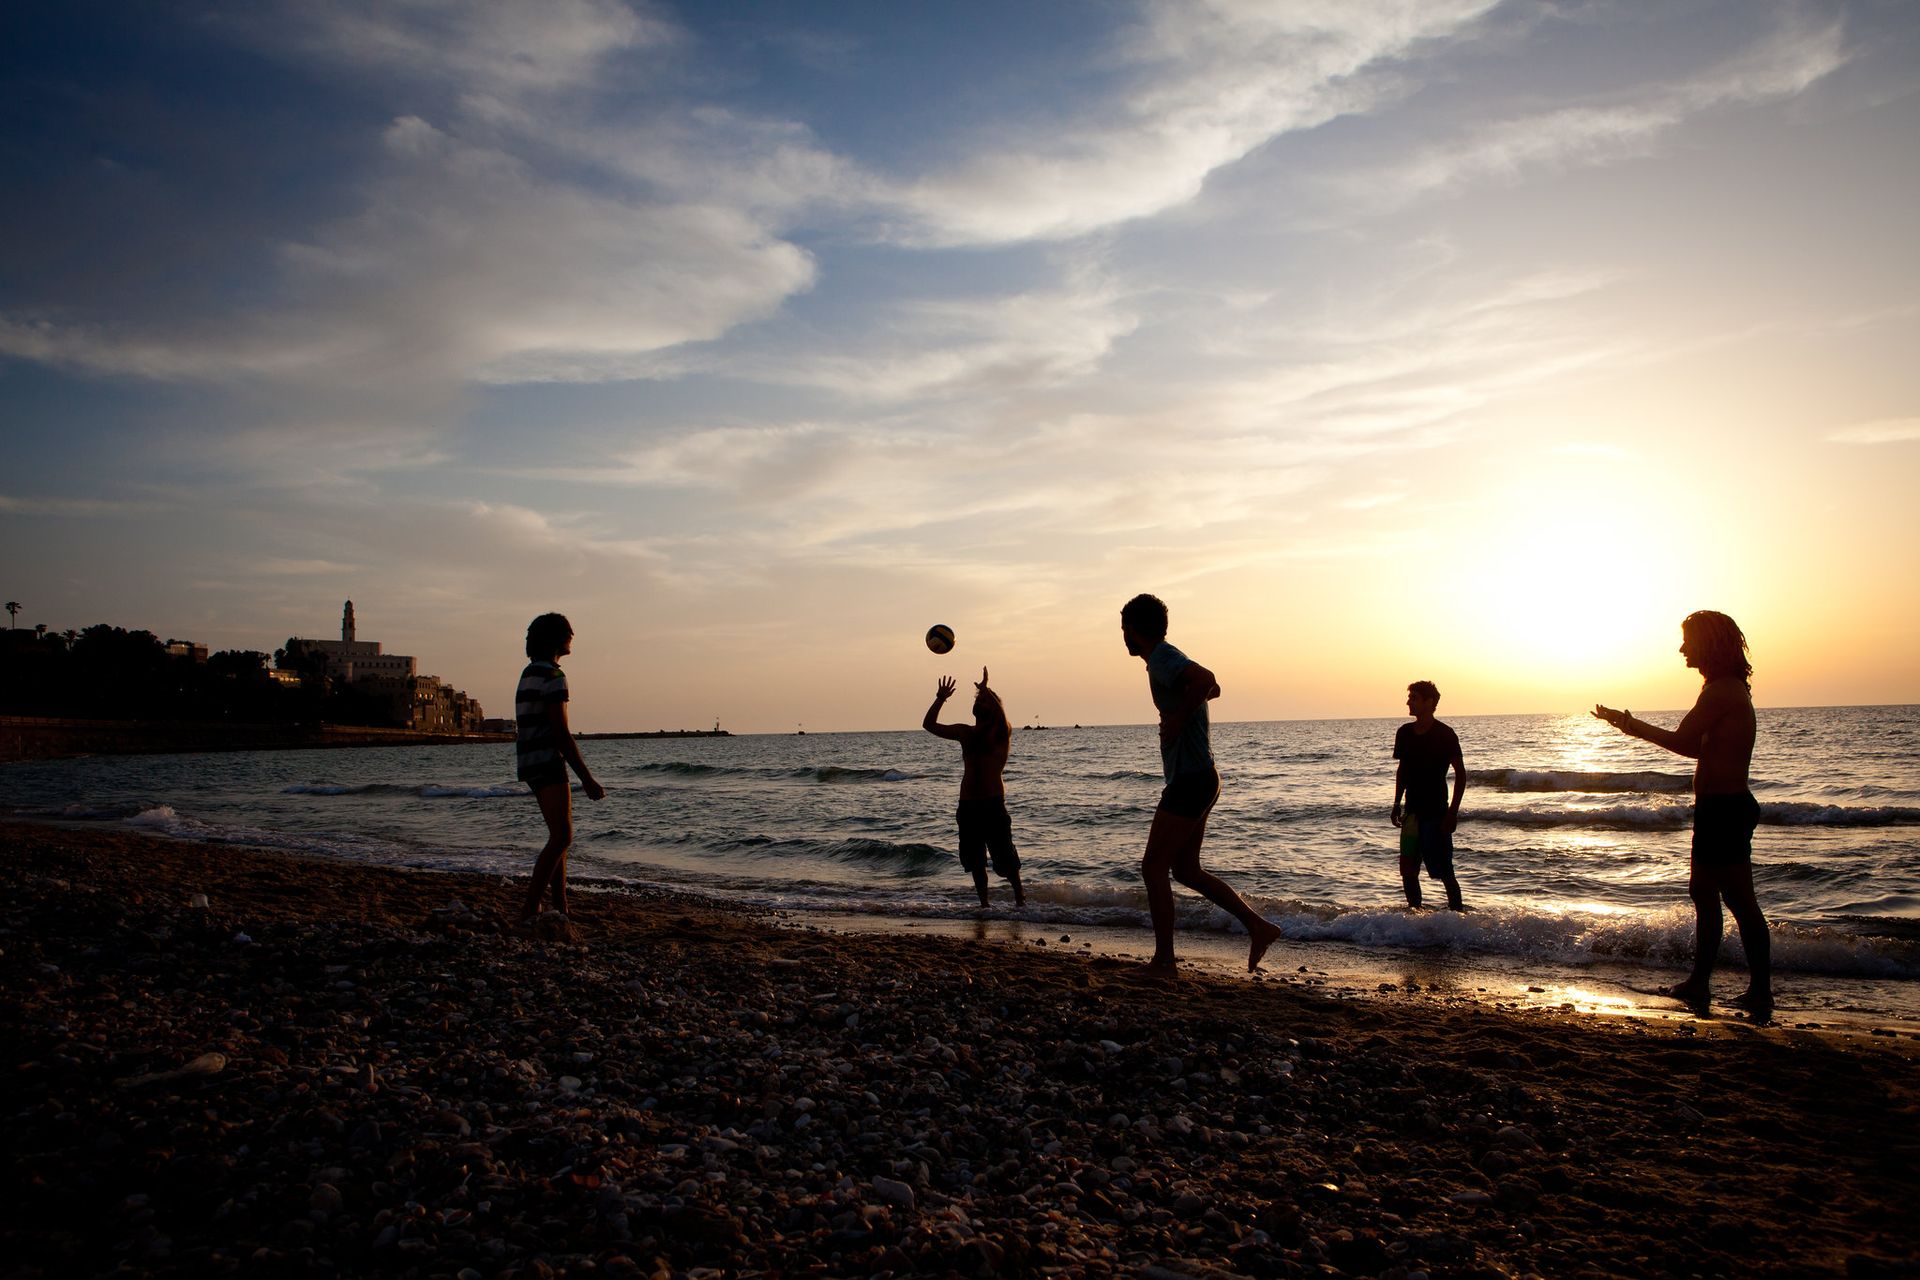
left=5, top=823, right=1918, bottom=1280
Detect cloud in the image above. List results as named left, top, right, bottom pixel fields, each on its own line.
left=1826, top=418, right=1920, bottom=446
left=0, top=494, right=165, bottom=517
left=254, top=0, right=673, bottom=98
left=0, top=116, right=817, bottom=395
left=876, top=0, right=1500, bottom=246
left=1342, top=11, right=1848, bottom=210
left=760, top=274, right=1140, bottom=403
left=256, top=558, right=364, bottom=576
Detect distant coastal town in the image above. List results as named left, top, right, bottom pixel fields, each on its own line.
left=0, top=599, right=494, bottom=761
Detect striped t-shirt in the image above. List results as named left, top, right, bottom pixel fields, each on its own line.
left=515, top=660, right=569, bottom=780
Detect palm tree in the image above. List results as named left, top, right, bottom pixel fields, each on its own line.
left=4, top=601, right=18, bottom=630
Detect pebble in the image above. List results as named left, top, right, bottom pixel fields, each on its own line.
left=10, top=827, right=1910, bottom=1280
left=871, top=1175, right=916, bottom=1208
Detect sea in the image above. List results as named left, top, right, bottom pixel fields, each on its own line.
left=7, top=706, right=1919, bottom=1028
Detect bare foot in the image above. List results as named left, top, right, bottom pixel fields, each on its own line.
left=1730, top=988, right=1774, bottom=1020
left=1248, top=919, right=1282, bottom=972
left=1657, top=980, right=1711, bottom=1010
left=1144, top=956, right=1179, bottom=976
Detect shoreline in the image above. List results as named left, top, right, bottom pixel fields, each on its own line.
left=0, top=715, right=510, bottom=763
left=5, top=824, right=1919, bottom=1278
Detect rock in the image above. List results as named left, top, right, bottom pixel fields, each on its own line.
left=871, top=1176, right=916, bottom=1209
left=1496, top=1125, right=1540, bottom=1151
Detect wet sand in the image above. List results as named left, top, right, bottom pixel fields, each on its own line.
left=4, top=823, right=1918, bottom=1279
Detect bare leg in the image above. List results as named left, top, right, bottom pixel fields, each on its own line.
left=1141, top=808, right=1202, bottom=968
left=1398, top=851, right=1423, bottom=908
left=1009, top=869, right=1026, bottom=908
left=1664, top=868, right=1721, bottom=1005
left=1720, top=866, right=1772, bottom=1014
left=971, top=867, right=990, bottom=908
left=522, top=783, right=573, bottom=921
left=1170, top=841, right=1281, bottom=971
left=1439, top=873, right=1465, bottom=911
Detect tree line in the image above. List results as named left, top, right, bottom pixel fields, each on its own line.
left=2, top=625, right=403, bottom=726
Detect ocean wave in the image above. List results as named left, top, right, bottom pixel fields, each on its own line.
left=11, top=800, right=158, bottom=820
left=116, top=804, right=522, bottom=873
left=1761, top=801, right=1920, bottom=827
left=417, top=784, right=522, bottom=799
left=1472, top=803, right=1691, bottom=831
left=1469, top=799, right=1920, bottom=831
left=629, top=761, right=910, bottom=784
left=282, top=781, right=522, bottom=800
left=801, top=766, right=911, bottom=783
left=1263, top=901, right=1920, bottom=979
left=1470, top=768, right=1692, bottom=794
left=728, top=882, right=1920, bottom=980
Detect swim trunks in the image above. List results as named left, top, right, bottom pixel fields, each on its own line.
left=523, top=763, right=568, bottom=793
left=1691, top=791, right=1760, bottom=868
left=956, top=798, right=1020, bottom=878
left=1158, top=768, right=1221, bottom=820
left=1398, top=811, right=1455, bottom=880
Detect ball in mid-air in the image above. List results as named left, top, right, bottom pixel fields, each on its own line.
left=925, top=624, right=955, bottom=654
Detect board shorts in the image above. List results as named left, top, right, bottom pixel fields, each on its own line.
left=1399, top=811, right=1456, bottom=880
left=956, top=798, right=1020, bottom=878
left=520, top=764, right=569, bottom=792
left=1691, top=791, right=1760, bottom=869
left=1158, top=768, right=1221, bottom=820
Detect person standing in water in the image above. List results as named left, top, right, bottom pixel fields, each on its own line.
left=1596, top=610, right=1772, bottom=1018
left=923, top=668, right=1025, bottom=909
left=516, top=612, right=606, bottom=929
left=1390, top=680, right=1467, bottom=911
left=1121, top=593, right=1281, bottom=973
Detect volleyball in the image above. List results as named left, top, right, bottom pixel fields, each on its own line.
left=925, top=624, right=955, bottom=654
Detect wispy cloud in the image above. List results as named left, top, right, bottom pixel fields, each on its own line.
left=1826, top=418, right=1920, bottom=445
left=876, top=0, right=1499, bottom=246
left=0, top=494, right=165, bottom=517
left=1340, top=11, right=1848, bottom=210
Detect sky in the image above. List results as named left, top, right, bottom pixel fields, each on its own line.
left=2, top=0, right=1917, bottom=733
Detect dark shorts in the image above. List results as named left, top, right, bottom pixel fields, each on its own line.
left=1691, top=791, right=1760, bottom=869
left=1399, top=811, right=1456, bottom=880
left=521, top=764, right=568, bottom=793
left=957, top=798, right=1020, bottom=878
left=1158, top=768, right=1221, bottom=820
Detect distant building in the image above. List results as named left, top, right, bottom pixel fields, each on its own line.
left=291, top=601, right=418, bottom=682
left=165, top=639, right=209, bottom=663
left=281, top=601, right=483, bottom=729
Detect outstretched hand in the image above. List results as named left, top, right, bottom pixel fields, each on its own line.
left=936, top=676, right=957, bottom=701
left=975, top=666, right=989, bottom=690
left=1593, top=704, right=1629, bottom=731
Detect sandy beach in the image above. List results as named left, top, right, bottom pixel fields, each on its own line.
left=4, top=823, right=1918, bottom=1280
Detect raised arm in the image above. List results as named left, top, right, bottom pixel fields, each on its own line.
left=922, top=676, right=970, bottom=742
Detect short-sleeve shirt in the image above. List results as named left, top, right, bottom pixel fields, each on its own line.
left=1146, top=641, right=1213, bottom=781
left=1394, top=720, right=1461, bottom=818
left=515, top=660, right=569, bottom=780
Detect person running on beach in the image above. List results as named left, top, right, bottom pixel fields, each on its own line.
left=1121, top=593, right=1281, bottom=973
left=1595, top=610, right=1772, bottom=1019
left=923, top=668, right=1025, bottom=910
left=516, top=613, right=606, bottom=930
left=1390, top=680, right=1467, bottom=911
